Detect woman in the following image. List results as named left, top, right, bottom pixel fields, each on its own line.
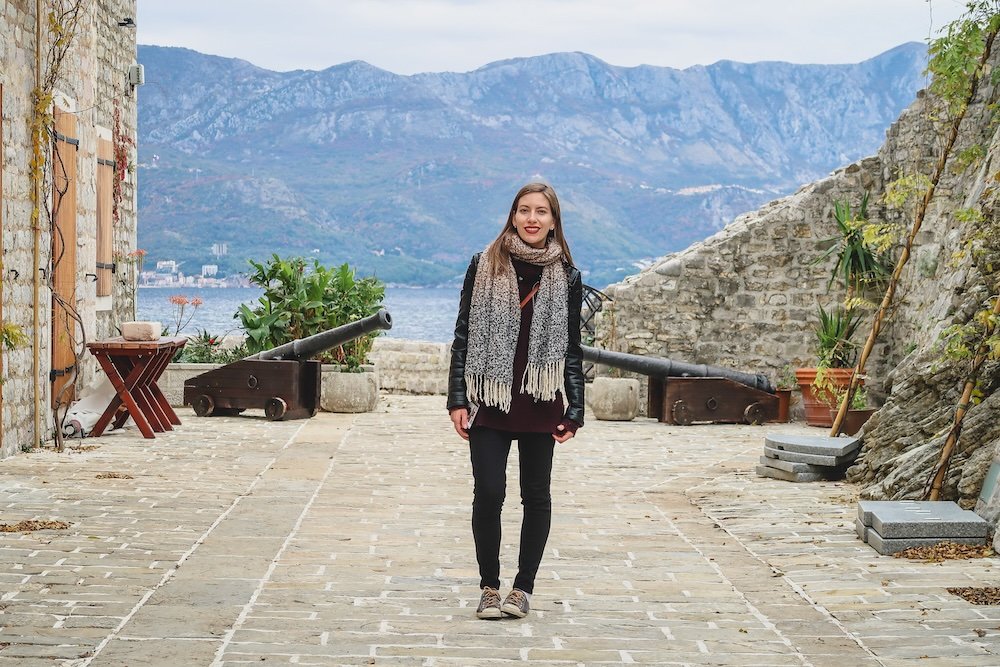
left=447, top=182, right=585, bottom=619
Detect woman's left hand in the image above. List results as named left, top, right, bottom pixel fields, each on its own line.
left=552, top=423, right=574, bottom=444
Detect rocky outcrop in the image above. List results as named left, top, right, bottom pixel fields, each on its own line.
left=849, top=85, right=1000, bottom=504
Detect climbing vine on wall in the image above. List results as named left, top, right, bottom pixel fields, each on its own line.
left=30, top=1, right=85, bottom=225
left=112, top=99, right=134, bottom=226
left=29, top=0, right=86, bottom=451
left=930, top=2, right=1000, bottom=381
left=927, top=1, right=1000, bottom=118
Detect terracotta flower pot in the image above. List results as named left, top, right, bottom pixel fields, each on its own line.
left=774, top=388, right=793, bottom=423
left=795, top=367, right=858, bottom=428
left=829, top=408, right=876, bottom=436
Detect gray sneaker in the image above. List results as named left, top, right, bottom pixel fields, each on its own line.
left=476, top=586, right=502, bottom=619
left=501, top=589, right=529, bottom=618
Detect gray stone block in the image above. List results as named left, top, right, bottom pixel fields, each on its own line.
left=763, top=445, right=858, bottom=468
left=755, top=464, right=826, bottom=483
left=866, top=528, right=987, bottom=555
left=855, top=517, right=869, bottom=543
left=587, top=377, right=640, bottom=421
left=758, top=456, right=830, bottom=474
left=765, top=433, right=861, bottom=457
left=976, top=459, right=1000, bottom=525
left=856, top=500, right=989, bottom=538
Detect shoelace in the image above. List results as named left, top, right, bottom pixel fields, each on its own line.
left=482, top=588, right=501, bottom=606
left=506, top=590, right=526, bottom=607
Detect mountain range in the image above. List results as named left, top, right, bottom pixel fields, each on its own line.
left=136, top=43, right=930, bottom=287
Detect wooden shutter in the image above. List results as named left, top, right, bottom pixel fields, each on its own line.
left=96, top=138, right=114, bottom=297
left=51, top=106, right=78, bottom=406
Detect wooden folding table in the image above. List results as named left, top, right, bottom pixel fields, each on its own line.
left=86, top=336, right=187, bottom=439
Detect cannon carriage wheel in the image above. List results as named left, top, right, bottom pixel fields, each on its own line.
left=671, top=400, right=693, bottom=426
left=743, top=402, right=765, bottom=425
left=265, top=397, right=288, bottom=421
left=192, top=394, right=215, bottom=417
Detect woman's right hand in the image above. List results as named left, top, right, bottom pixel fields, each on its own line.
left=450, top=407, right=470, bottom=441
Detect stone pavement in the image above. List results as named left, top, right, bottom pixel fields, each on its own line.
left=1, top=395, right=998, bottom=666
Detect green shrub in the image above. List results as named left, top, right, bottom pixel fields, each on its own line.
left=1, top=321, right=29, bottom=351
left=237, top=255, right=385, bottom=370
left=173, top=330, right=249, bottom=364
left=1, top=321, right=29, bottom=386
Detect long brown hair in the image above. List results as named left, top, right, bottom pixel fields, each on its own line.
left=483, top=182, right=575, bottom=277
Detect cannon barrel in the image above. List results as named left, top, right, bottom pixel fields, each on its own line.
left=582, top=345, right=773, bottom=393
left=248, top=309, right=393, bottom=361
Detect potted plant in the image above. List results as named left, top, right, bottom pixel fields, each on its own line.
left=773, top=364, right=799, bottom=423
left=237, top=255, right=386, bottom=413
left=796, top=193, right=891, bottom=427
left=829, top=385, right=876, bottom=436
left=795, top=304, right=861, bottom=427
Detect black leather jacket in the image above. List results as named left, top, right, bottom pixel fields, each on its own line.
left=447, top=253, right=585, bottom=427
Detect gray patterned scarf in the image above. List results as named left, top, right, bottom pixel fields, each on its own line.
left=465, top=234, right=568, bottom=412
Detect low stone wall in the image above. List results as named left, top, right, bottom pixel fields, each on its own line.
left=160, top=363, right=213, bottom=408
left=370, top=338, right=450, bottom=396
left=159, top=338, right=451, bottom=409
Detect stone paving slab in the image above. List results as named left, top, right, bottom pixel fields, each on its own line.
left=763, top=444, right=858, bottom=467
left=759, top=455, right=838, bottom=475
left=0, top=396, right=997, bottom=666
left=755, top=464, right=827, bottom=483
left=865, top=531, right=988, bottom=556
left=858, top=500, right=991, bottom=538
left=765, top=433, right=861, bottom=457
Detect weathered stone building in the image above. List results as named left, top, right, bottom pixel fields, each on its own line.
left=1, top=0, right=139, bottom=457
left=594, top=40, right=1000, bottom=509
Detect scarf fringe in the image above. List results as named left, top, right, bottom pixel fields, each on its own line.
left=466, top=372, right=513, bottom=413
left=520, top=359, right=565, bottom=403
left=464, top=235, right=568, bottom=414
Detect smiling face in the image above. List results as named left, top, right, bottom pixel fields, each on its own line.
left=512, top=191, right=555, bottom=248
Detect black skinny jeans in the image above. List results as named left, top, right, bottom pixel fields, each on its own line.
left=468, top=426, right=554, bottom=594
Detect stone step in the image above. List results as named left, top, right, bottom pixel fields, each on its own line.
left=764, top=433, right=861, bottom=457
left=763, top=445, right=858, bottom=467
left=758, top=455, right=847, bottom=475
left=864, top=528, right=987, bottom=555
left=857, top=500, right=990, bottom=539
left=755, top=464, right=827, bottom=483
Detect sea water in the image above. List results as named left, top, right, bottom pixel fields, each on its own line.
left=137, top=286, right=460, bottom=343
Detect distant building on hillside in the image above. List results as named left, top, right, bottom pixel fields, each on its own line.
left=202, top=265, right=219, bottom=277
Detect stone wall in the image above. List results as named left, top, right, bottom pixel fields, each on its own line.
left=1, top=0, right=138, bottom=457
left=593, top=159, right=894, bottom=410
left=369, top=338, right=450, bottom=396
left=156, top=338, right=452, bottom=410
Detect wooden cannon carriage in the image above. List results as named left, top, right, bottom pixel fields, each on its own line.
left=183, top=310, right=392, bottom=421
left=582, top=346, right=780, bottom=425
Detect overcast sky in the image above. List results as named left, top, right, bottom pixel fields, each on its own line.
left=136, top=1, right=969, bottom=75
